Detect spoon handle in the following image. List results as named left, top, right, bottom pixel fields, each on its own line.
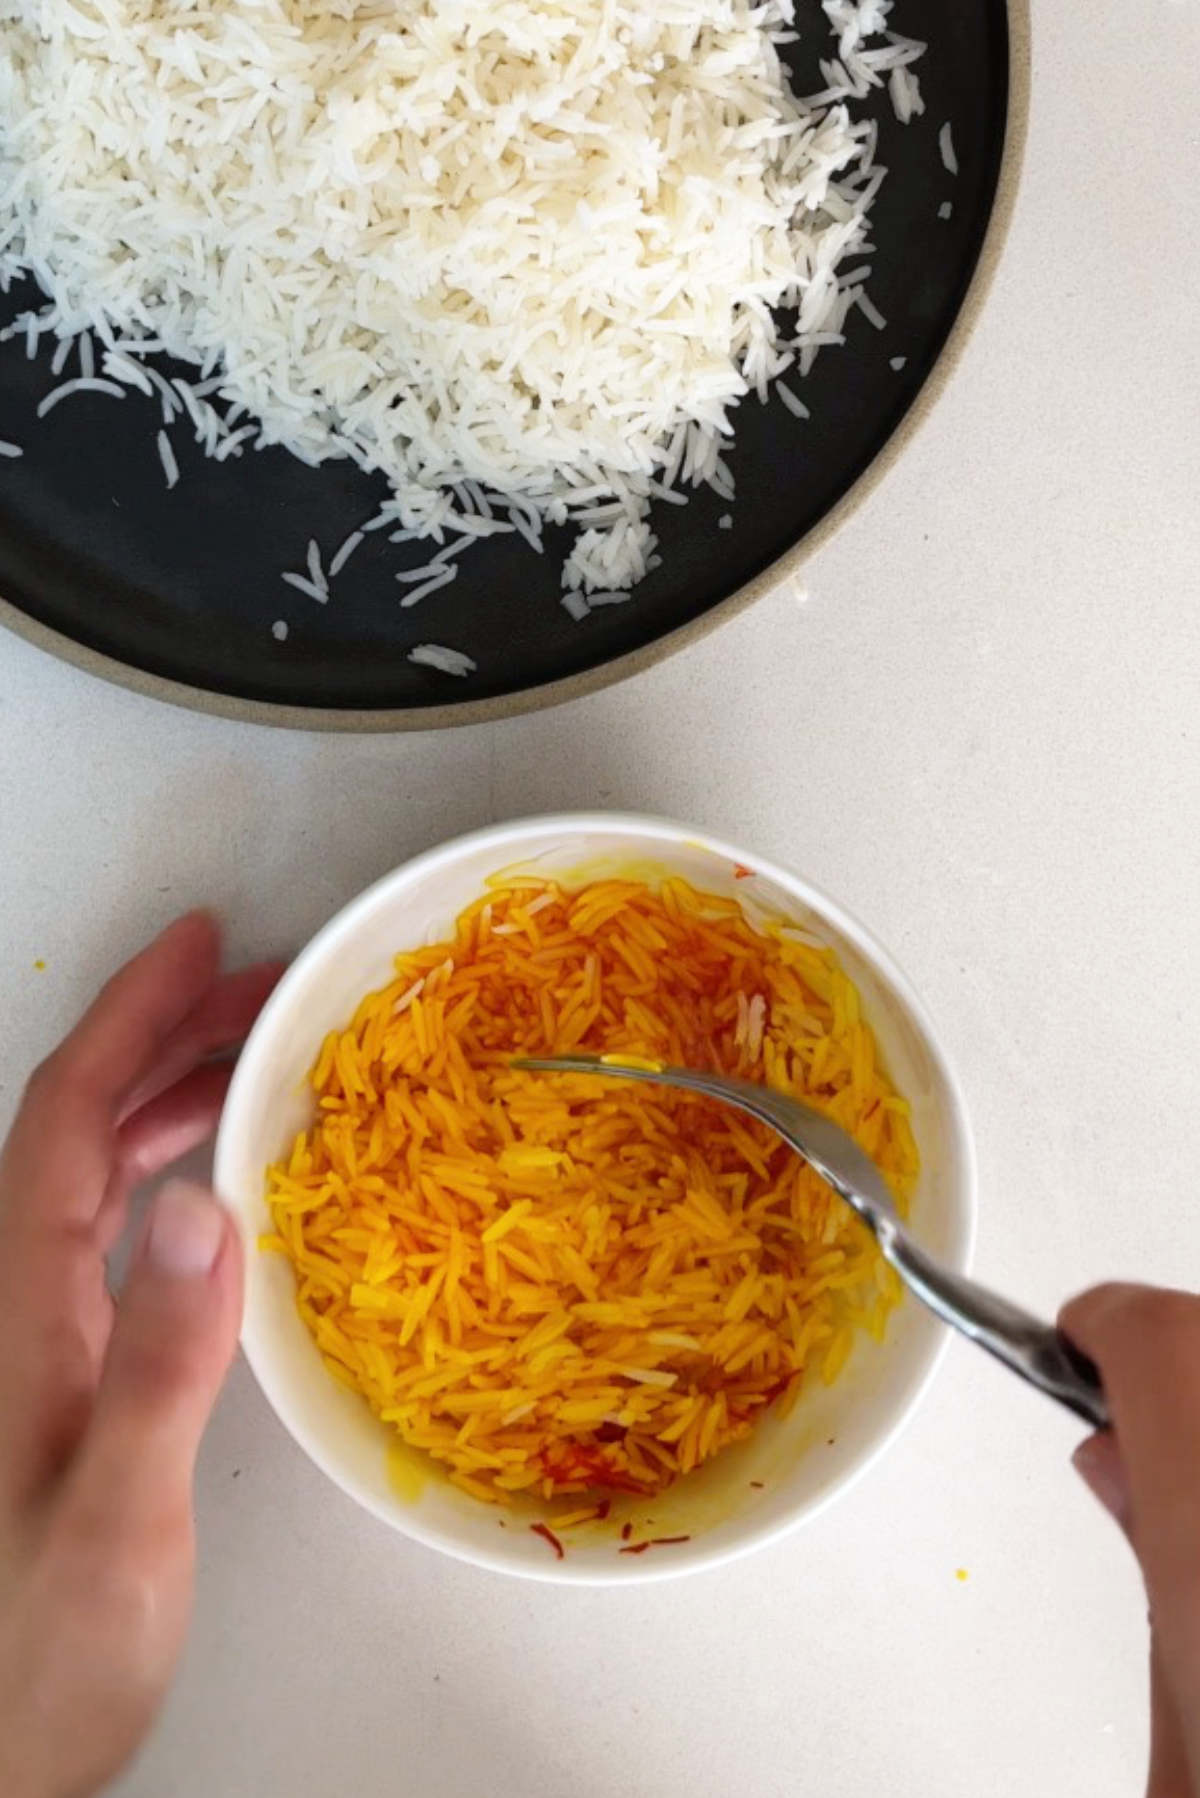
left=880, top=1226, right=1110, bottom=1430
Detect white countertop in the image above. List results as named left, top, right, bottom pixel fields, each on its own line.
left=3, top=5, right=1199, bottom=1794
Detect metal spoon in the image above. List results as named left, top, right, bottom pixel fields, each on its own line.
left=513, top=1053, right=1109, bottom=1431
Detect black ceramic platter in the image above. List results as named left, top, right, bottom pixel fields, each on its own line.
left=0, top=1, right=1023, bottom=727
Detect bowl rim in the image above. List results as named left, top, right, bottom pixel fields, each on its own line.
left=215, top=811, right=977, bottom=1583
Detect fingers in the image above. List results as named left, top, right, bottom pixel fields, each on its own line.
left=1072, top=1430, right=1131, bottom=1534
left=1069, top=1431, right=1195, bottom=1793
left=0, top=913, right=222, bottom=1232
left=116, top=1063, right=234, bottom=1184
left=1060, top=1284, right=1200, bottom=1591
left=92, top=962, right=283, bottom=1249
left=0, top=917, right=278, bottom=1506
left=63, top=1182, right=243, bottom=1550
left=1147, top=1637, right=1194, bottom=1798
left=1060, top=1283, right=1200, bottom=1771
left=39, top=911, right=219, bottom=1113
left=118, top=961, right=284, bottom=1124
left=38, top=1184, right=243, bottom=1795
left=93, top=1064, right=237, bottom=1255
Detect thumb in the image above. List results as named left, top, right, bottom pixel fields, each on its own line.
left=1072, top=1430, right=1133, bottom=1536
left=69, top=1179, right=243, bottom=1543
left=1072, top=1433, right=1195, bottom=1796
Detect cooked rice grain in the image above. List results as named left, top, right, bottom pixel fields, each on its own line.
left=264, top=876, right=917, bottom=1503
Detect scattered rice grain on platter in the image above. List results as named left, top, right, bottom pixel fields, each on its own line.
left=407, top=643, right=476, bottom=677
left=939, top=121, right=958, bottom=175
left=328, top=531, right=364, bottom=578
left=776, top=382, right=811, bottom=420
left=305, top=539, right=328, bottom=598
left=35, top=377, right=124, bottom=419
left=281, top=569, right=328, bottom=604
left=214, top=425, right=254, bottom=461
left=856, top=292, right=888, bottom=331
left=104, top=350, right=154, bottom=396
left=398, top=565, right=458, bottom=609
left=156, top=429, right=178, bottom=490
left=888, top=63, right=924, bottom=123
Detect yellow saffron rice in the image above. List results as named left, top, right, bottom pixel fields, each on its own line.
left=263, top=876, right=918, bottom=1505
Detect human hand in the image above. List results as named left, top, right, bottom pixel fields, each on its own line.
left=0, top=914, right=281, bottom=1798
left=1062, top=1285, right=1200, bottom=1798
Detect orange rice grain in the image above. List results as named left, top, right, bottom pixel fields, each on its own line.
left=263, top=876, right=917, bottom=1503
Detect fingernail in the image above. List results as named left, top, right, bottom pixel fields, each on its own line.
left=1072, top=1434, right=1131, bottom=1529
left=146, top=1180, right=226, bottom=1278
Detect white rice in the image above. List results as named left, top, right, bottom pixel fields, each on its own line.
left=939, top=121, right=958, bottom=175
left=147, top=368, right=182, bottom=424
left=328, top=531, right=364, bottom=578
left=272, top=619, right=289, bottom=641
left=36, top=376, right=125, bottom=418
left=938, top=200, right=954, bottom=221
left=1, top=0, right=927, bottom=609
left=398, top=564, right=458, bottom=608
left=214, top=425, right=255, bottom=461
left=394, top=563, right=444, bottom=586
left=856, top=291, right=888, bottom=331
left=408, top=644, right=476, bottom=677
left=305, top=538, right=327, bottom=597
left=776, top=382, right=811, bottom=420
left=889, top=64, right=924, bottom=124
left=814, top=2, right=925, bottom=106
left=281, top=570, right=328, bottom=604
left=156, top=429, right=179, bottom=490
left=0, top=439, right=23, bottom=458
left=104, top=350, right=155, bottom=397
left=889, top=355, right=907, bottom=371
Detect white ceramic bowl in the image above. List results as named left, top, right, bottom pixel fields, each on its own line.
left=216, top=813, right=975, bottom=1583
